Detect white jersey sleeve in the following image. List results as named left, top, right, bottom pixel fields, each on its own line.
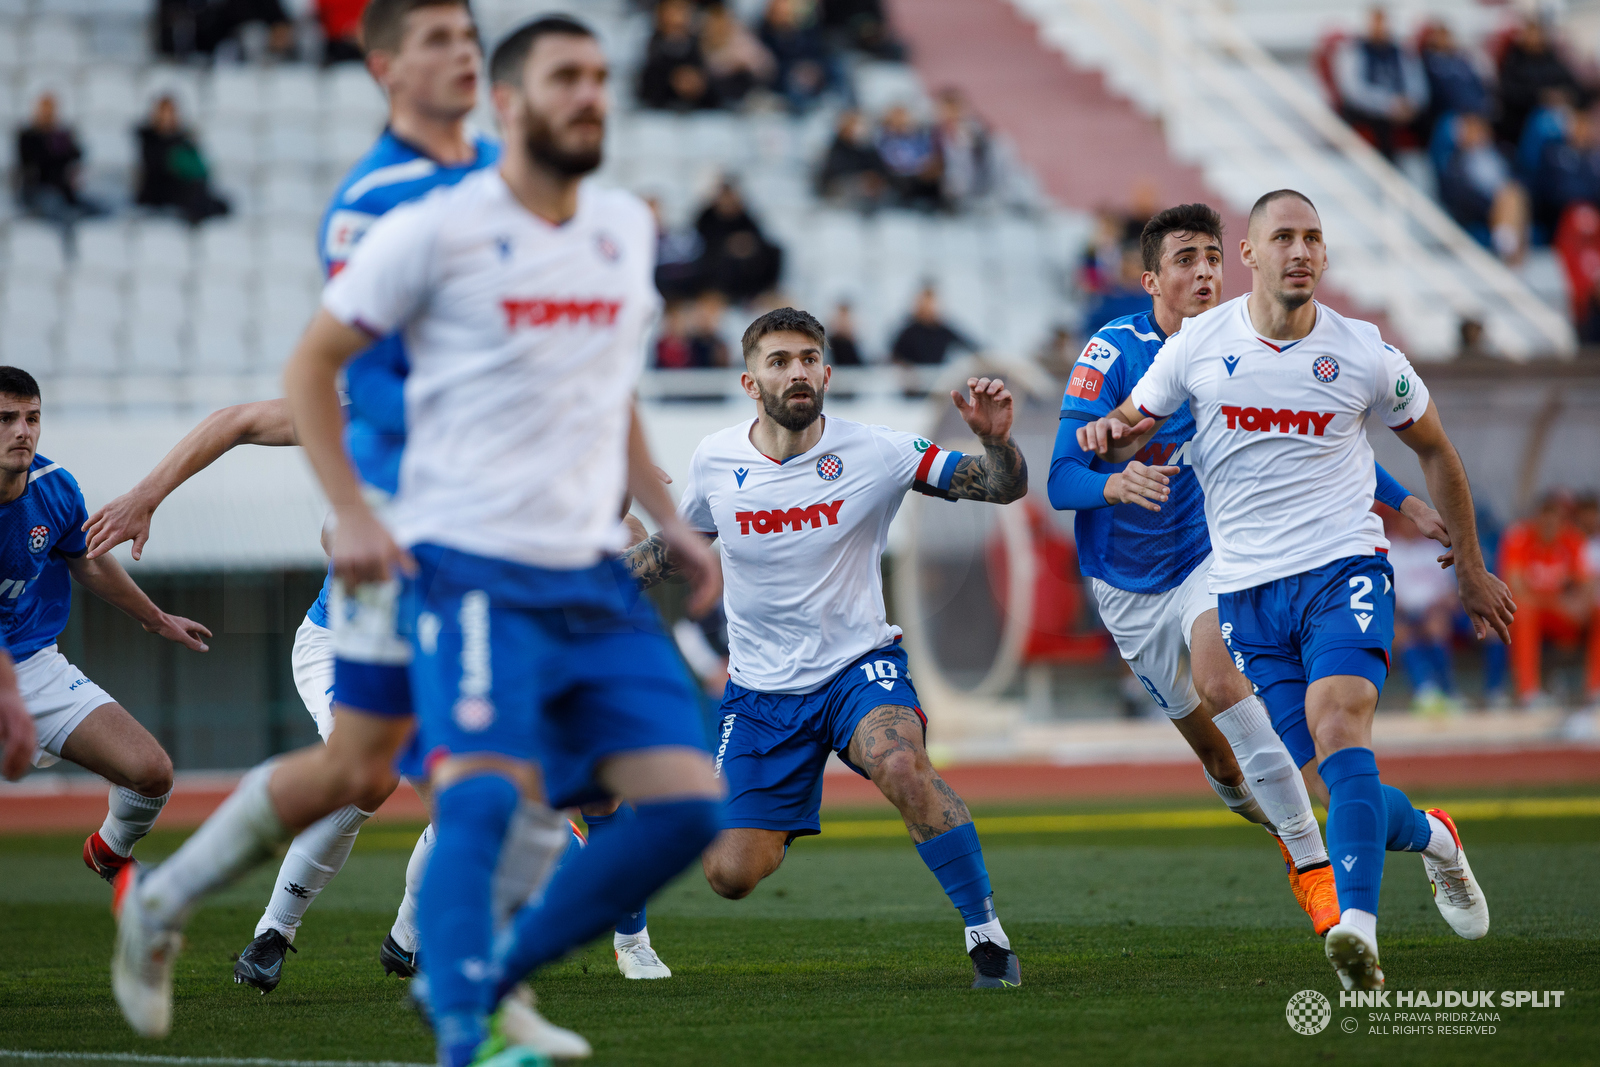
left=1128, top=328, right=1191, bottom=419
left=677, top=447, right=717, bottom=534
left=868, top=426, right=965, bottom=498
left=322, top=197, right=440, bottom=338
left=1373, top=339, right=1430, bottom=431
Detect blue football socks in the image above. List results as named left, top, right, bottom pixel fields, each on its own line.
left=493, top=797, right=720, bottom=1001
left=914, top=823, right=996, bottom=926
left=419, top=774, right=520, bottom=1067
left=1382, top=784, right=1434, bottom=853
left=1319, top=747, right=1385, bottom=916
left=583, top=807, right=647, bottom=936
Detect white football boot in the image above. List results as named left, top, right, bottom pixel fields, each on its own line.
left=614, top=935, right=672, bottom=979
left=1324, top=922, right=1385, bottom=991
left=495, top=984, right=592, bottom=1060
left=111, top=864, right=183, bottom=1037
left=1421, top=808, right=1490, bottom=940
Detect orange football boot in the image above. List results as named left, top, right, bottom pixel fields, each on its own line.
left=84, top=831, right=133, bottom=883
left=1275, top=835, right=1308, bottom=911
left=1276, top=836, right=1339, bottom=934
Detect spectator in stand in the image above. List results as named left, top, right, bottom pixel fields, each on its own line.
left=136, top=95, right=231, bottom=225
left=1531, top=103, right=1600, bottom=234
left=157, top=0, right=294, bottom=59
left=1500, top=492, right=1600, bottom=708
left=1418, top=21, right=1492, bottom=142
left=1383, top=504, right=1461, bottom=714
left=1437, top=112, right=1529, bottom=263
left=686, top=291, right=731, bottom=367
left=826, top=301, right=864, bottom=365
left=816, top=109, right=888, bottom=210
left=1457, top=316, right=1493, bottom=359
left=639, top=0, right=716, bottom=111
left=648, top=195, right=707, bottom=302
left=1078, top=208, right=1125, bottom=294
left=759, top=0, right=838, bottom=113
left=1081, top=243, right=1151, bottom=335
left=318, top=0, right=365, bottom=63
left=877, top=104, right=942, bottom=210
left=1496, top=16, right=1586, bottom=149
left=932, top=87, right=991, bottom=210
left=15, top=93, right=101, bottom=225
left=654, top=302, right=693, bottom=369
left=1332, top=6, right=1429, bottom=161
left=701, top=3, right=774, bottom=108
left=819, top=0, right=903, bottom=60
left=890, top=286, right=975, bottom=368
left=694, top=179, right=783, bottom=304
left=1035, top=325, right=1077, bottom=380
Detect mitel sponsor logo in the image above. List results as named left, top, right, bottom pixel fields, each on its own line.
left=1066, top=365, right=1103, bottom=400
left=1220, top=405, right=1335, bottom=436
left=735, top=500, right=843, bottom=535
left=501, top=298, right=621, bottom=330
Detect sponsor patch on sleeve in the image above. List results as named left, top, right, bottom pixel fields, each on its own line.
left=1077, top=336, right=1121, bottom=370
left=323, top=209, right=378, bottom=264
left=1066, top=365, right=1105, bottom=401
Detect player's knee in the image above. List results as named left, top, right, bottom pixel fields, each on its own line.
left=352, top=773, right=399, bottom=814
left=703, top=856, right=762, bottom=900
left=131, top=748, right=174, bottom=797
left=869, top=747, right=932, bottom=801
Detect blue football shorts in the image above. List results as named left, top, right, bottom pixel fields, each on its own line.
left=715, top=641, right=924, bottom=838
left=1217, top=553, right=1395, bottom=768
left=402, top=543, right=708, bottom=809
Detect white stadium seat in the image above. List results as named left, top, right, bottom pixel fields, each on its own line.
left=132, top=219, right=194, bottom=275
left=208, top=67, right=264, bottom=122
left=82, top=67, right=143, bottom=124
left=264, top=66, right=321, bottom=119
left=22, top=18, right=87, bottom=67
left=7, top=220, right=69, bottom=278
left=60, top=275, right=125, bottom=373
left=126, top=276, right=189, bottom=371
left=0, top=280, right=62, bottom=372
left=255, top=280, right=317, bottom=366
left=191, top=275, right=252, bottom=371
left=74, top=219, right=133, bottom=274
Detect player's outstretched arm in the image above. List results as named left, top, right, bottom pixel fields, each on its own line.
left=626, top=405, right=722, bottom=616
left=285, top=310, right=412, bottom=586
left=83, top=399, right=296, bottom=562
left=1396, top=402, right=1515, bottom=642
left=0, top=650, right=36, bottom=780
left=65, top=554, right=211, bottom=652
left=1075, top=397, right=1164, bottom=463
left=947, top=376, right=1028, bottom=504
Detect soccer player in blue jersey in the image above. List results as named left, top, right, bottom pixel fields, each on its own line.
left=1078, top=190, right=1515, bottom=989
left=0, top=367, right=211, bottom=880
left=1049, top=203, right=1454, bottom=935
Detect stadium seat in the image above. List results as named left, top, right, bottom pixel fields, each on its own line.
left=127, top=276, right=190, bottom=371
left=0, top=279, right=61, bottom=371
left=61, top=276, right=125, bottom=373
left=208, top=67, right=264, bottom=122
left=191, top=275, right=253, bottom=371
left=264, top=122, right=322, bottom=169
left=255, top=280, right=318, bottom=366
left=132, top=219, right=194, bottom=275
left=7, top=220, right=69, bottom=279
left=22, top=18, right=87, bottom=67
left=264, top=67, right=322, bottom=120
left=326, top=64, right=385, bottom=123
left=204, top=123, right=261, bottom=171
left=0, top=19, right=22, bottom=72
left=74, top=219, right=132, bottom=273
left=82, top=67, right=143, bottom=125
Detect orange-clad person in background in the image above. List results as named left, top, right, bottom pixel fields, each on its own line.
left=1500, top=492, right=1600, bottom=706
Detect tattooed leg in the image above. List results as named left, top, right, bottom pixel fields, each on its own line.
left=846, top=705, right=973, bottom=844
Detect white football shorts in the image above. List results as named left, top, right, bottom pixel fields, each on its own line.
left=1090, top=553, right=1218, bottom=719
left=291, top=614, right=337, bottom=741
left=18, top=644, right=116, bottom=768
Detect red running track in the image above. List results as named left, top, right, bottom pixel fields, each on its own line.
left=4, top=748, right=1596, bottom=832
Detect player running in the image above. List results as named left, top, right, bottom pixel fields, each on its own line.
left=0, top=367, right=211, bottom=879
left=1048, top=202, right=1453, bottom=935
left=1078, top=190, right=1516, bottom=990
left=626, top=307, right=1028, bottom=989
left=95, top=0, right=498, bottom=997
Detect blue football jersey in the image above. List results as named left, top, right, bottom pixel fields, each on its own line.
left=306, top=129, right=500, bottom=626
left=0, top=456, right=89, bottom=660
left=1057, top=311, right=1212, bottom=594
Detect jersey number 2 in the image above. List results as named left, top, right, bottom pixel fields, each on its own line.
left=1348, top=575, right=1375, bottom=612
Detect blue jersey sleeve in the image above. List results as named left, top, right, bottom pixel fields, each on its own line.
left=1373, top=462, right=1411, bottom=512
left=1058, top=333, right=1130, bottom=422
left=1048, top=418, right=1111, bottom=511
left=53, top=476, right=89, bottom=558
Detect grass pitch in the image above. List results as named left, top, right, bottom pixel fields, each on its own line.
left=2, top=794, right=1597, bottom=1067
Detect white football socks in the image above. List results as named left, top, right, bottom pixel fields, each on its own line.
left=138, top=761, right=289, bottom=930
left=492, top=800, right=570, bottom=926
left=1423, top=813, right=1458, bottom=862
left=99, top=786, right=171, bottom=857
left=614, top=928, right=651, bottom=948
left=1342, top=907, right=1378, bottom=941
left=255, top=804, right=372, bottom=942
left=389, top=823, right=434, bottom=954
left=1212, top=695, right=1329, bottom=870
left=965, top=918, right=1010, bottom=952
left=1202, top=766, right=1271, bottom=826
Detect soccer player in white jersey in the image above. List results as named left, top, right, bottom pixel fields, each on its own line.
left=109, top=18, right=713, bottom=1059
left=1078, top=190, right=1517, bottom=990
left=625, top=307, right=1029, bottom=989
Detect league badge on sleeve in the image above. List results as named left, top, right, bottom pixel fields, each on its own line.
left=27, top=525, right=49, bottom=554
left=1077, top=337, right=1121, bottom=370
left=1312, top=356, right=1339, bottom=383
left=817, top=454, right=843, bottom=481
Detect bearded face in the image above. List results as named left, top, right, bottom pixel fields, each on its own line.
left=520, top=92, right=604, bottom=177
left=758, top=378, right=823, bottom=432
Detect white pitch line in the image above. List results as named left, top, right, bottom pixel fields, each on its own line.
left=0, top=1052, right=429, bottom=1067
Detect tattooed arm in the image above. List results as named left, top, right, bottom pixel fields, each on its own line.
left=624, top=530, right=717, bottom=590
left=942, top=376, right=1028, bottom=504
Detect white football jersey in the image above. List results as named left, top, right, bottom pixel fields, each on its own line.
left=679, top=416, right=964, bottom=693
left=323, top=171, right=660, bottom=569
left=1128, top=296, right=1430, bottom=594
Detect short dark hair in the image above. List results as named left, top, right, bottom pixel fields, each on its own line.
left=1139, top=202, right=1224, bottom=273
left=490, top=14, right=596, bottom=87
left=741, top=308, right=826, bottom=362
left=1248, top=189, right=1318, bottom=234
left=360, top=0, right=473, bottom=55
left=0, top=367, right=40, bottom=400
